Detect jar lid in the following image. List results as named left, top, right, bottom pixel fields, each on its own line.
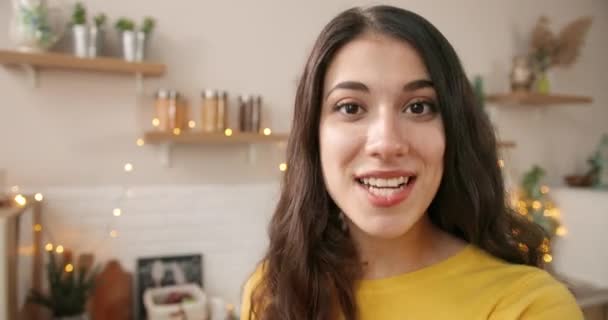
left=203, top=89, right=218, bottom=98
left=156, top=89, right=169, bottom=99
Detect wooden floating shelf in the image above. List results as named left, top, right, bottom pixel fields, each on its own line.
left=486, top=92, right=592, bottom=106
left=144, top=131, right=289, bottom=144
left=0, top=49, right=165, bottom=77
left=498, top=141, right=516, bottom=149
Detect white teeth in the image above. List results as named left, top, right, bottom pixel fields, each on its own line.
left=377, top=178, right=387, bottom=187
left=359, top=176, right=411, bottom=188
left=368, top=185, right=404, bottom=197
left=369, top=177, right=377, bottom=186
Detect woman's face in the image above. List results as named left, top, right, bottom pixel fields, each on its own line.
left=319, top=32, right=445, bottom=239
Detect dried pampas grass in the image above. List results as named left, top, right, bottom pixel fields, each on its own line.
left=529, top=16, right=593, bottom=70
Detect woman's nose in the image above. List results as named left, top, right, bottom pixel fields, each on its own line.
left=364, top=111, right=409, bottom=161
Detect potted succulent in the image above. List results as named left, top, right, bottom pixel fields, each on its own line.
left=136, top=17, right=156, bottom=61
left=115, top=17, right=136, bottom=61
left=88, top=13, right=107, bottom=57
left=70, top=2, right=88, bottom=57
left=27, top=250, right=99, bottom=320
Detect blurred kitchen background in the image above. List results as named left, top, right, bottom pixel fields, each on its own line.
left=1, top=0, right=607, bottom=319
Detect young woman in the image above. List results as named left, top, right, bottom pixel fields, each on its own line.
left=241, top=5, right=582, bottom=320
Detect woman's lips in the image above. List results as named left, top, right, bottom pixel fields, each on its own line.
left=355, top=176, right=416, bottom=208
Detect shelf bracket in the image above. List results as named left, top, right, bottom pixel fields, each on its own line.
left=20, top=64, right=38, bottom=88
left=160, top=142, right=173, bottom=168
left=135, top=72, right=143, bottom=95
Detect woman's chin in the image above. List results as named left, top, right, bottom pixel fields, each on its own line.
left=353, top=216, right=415, bottom=240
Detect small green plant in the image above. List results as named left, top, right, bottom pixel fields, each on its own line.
left=141, top=17, right=156, bottom=34
left=71, top=2, right=86, bottom=26
left=93, top=13, right=107, bottom=28
left=27, top=251, right=99, bottom=317
left=115, top=17, right=135, bottom=32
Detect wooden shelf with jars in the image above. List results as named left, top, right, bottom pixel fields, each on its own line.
left=0, top=49, right=165, bottom=90
left=486, top=92, right=593, bottom=106
left=144, top=129, right=289, bottom=167
left=143, top=130, right=289, bottom=145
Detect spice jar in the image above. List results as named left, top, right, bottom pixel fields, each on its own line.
left=251, top=95, right=262, bottom=133
left=154, top=89, right=170, bottom=131
left=202, top=89, right=219, bottom=133
left=167, top=90, right=187, bottom=131
left=216, top=91, right=228, bottom=131
left=238, top=95, right=250, bottom=132
left=238, top=94, right=263, bottom=133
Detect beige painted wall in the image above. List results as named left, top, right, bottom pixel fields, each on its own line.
left=1, top=0, right=606, bottom=187
left=1, top=0, right=607, bottom=307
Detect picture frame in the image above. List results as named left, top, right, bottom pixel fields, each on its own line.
left=135, top=254, right=203, bottom=320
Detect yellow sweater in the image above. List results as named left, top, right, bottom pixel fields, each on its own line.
left=241, top=245, right=583, bottom=319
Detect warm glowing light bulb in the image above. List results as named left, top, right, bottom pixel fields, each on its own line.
left=65, top=264, right=74, bottom=272
left=173, top=128, right=181, bottom=135
left=540, top=185, right=550, bottom=194
left=124, top=163, right=134, bottom=172
left=498, top=159, right=505, bottom=168
left=224, top=128, right=233, bottom=137
left=110, top=230, right=118, bottom=238
left=532, top=201, right=542, bottom=210
left=263, top=128, right=272, bottom=136
left=14, top=194, right=27, bottom=206
left=45, top=243, right=53, bottom=251
left=113, top=208, right=122, bottom=217
left=556, top=226, right=568, bottom=236
left=188, top=120, right=196, bottom=128
left=55, top=245, right=64, bottom=254
left=543, top=254, right=553, bottom=263
left=152, top=118, right=160, bottom=127
left=34, top=224, right=42, bottom=232
left=136, top=138, right=145, bottom=147
left=279, top=163, right=288, bottom=172
left=34, top=193, right=44, bottom=201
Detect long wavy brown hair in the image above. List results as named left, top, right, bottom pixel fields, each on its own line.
left=248, top=5, right=546, bottom=320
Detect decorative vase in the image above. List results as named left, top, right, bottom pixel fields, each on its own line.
left=135, top=31, right=148, bottom=61
left=71, top=24, right=87, bottom=57
left=509, top=55, right=535, bottom=92
left=87, top=26, right=104, bottom=57
left=536, top=70, right=551, bottom=94
left=120, top=30, right=137, bottom=61
left=119, top=30, right=149, bottom=62
left=9, top=0, right=65, bottom=52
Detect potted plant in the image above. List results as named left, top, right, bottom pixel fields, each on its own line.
left=9, top=0, right=64, bottom=52
left=88, top=13, right=106, bottom=57
left=115, top=17, right=137, bottom=61
left=135, top=17, right=156, bottom=61
left=27, top=250, right=99, bottom=320
left=70, top=2, right=88, bottom=57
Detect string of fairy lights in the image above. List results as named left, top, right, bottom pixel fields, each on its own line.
left=7, top=156, right=565, bottom=275
left=499, top=156, right=568, bottom=265
left=4, top=116, right=289, bottom=275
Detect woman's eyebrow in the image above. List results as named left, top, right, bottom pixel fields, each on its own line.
left=324, top=78, right=434, bottom=101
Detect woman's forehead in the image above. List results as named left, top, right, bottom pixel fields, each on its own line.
left=323, top=32, right=431, bottom=93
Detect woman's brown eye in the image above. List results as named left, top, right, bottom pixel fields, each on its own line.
left=405, top=101, right=436, bottom=115
left=410, top=102, right=425, bottom=114
left=338, top=103, right=362, bottom=115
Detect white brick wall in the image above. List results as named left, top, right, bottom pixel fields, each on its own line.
left=32, top=184, right=279, bottom=307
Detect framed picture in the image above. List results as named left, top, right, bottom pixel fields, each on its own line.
left=135, top=254, right=203, bottom=320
